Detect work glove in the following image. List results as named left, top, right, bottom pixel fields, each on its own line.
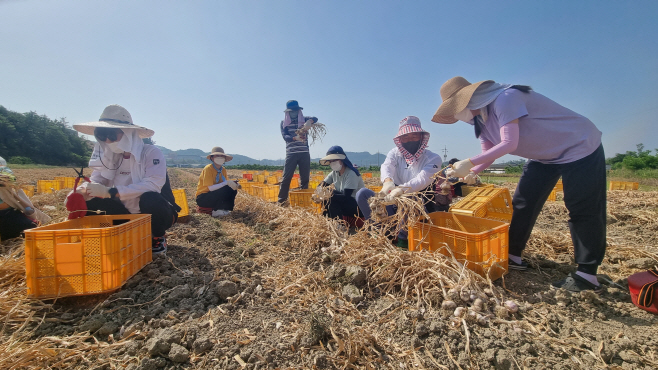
left=385, top=187, right=404, bottom=202
left=87, top=183, right=111, bottom=198
left=464, top=172, right=477, bottom=185
left=380, top=181, right=396, bottom=195
left=303, top=119, right=314, bottom=129
left=446, top=158, right=474, bottom=178
left=227, top=180, right=238, bottom=191
left=293, top=135, right=304, bottom=142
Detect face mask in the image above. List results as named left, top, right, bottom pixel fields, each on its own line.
left=454, top=108, right=474, bottom=123
left=106, top=141, right=124, bottom=154
left=213, top=157, right=225, bottom=166
left=401, top=140, right=421, bottom=155
left=330, top=161, right=343, bottom=171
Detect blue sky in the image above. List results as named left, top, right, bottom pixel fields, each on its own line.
left=1, top=0, right=656, bottom=164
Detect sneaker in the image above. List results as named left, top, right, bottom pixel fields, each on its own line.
left=211, top=209, right=230, bottom=218
left=396, top=238, right=408, bottom=250
left=152, top=236, right=167, bottom=255
left=508, top=259, right=529, bottom=271
left=551, top=272, right=602, bottom=293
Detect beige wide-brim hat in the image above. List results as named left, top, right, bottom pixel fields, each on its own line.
left=319, top=153, right=346, bottom=166
left=72, top=104, right=155, bottom=138
left=432, top=77, right=494, bottom=124
left=206, top=146, right=233, bottom=162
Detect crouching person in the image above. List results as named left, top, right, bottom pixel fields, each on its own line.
left=195, top=147, right=238, bottom=218
left=71, top=105, right=180, bottom=254
left=0, top=157, right=51, bottom=240
left=316, top=146, right=365, bottom=219
left=356, top=116, right=442, bottom=248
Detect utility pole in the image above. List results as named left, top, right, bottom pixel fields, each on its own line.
left=441, top=146, right=448, bottom=162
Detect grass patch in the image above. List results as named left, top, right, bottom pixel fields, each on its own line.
left=6, top=163, right=61, bottom=169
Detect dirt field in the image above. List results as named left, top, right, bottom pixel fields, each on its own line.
left=2, top=167, right=657, bottom=369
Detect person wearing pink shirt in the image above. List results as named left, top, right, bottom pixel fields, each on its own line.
left=433, top=77, right=605, bottom=293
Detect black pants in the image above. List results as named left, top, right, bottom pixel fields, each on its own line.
left=0, top=208, right=38, bottom=241
left=509, top=144, right=607, bottom=274
left=323, top=195, right=361, bottom=219
left=196, top=186, right=238, bottom=211
left=86, top=192, right=176, bottom=238
left=278, top=151, right=310, bottom=202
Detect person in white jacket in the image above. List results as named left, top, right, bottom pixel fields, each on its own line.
left=71, top=105, right=180, bottom=254
left=356, top=116, right=442, bottom=248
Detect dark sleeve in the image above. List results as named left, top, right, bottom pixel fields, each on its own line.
left=280, top=121, right=294, bottom=142
left=343, top=188, right=354, bottom=197
left=304, top=116, right=318, bottom=124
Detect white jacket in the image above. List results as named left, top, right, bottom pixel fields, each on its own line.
left=380, top=148, right=442, bottom=193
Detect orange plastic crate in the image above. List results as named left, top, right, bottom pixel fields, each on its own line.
left=289, top=189, right=322, bottom=214
left=362, top=172, right=373, bottom=179
left=367, top=185, right=383, bottom=192
left=449, top=187, right=513, bottom=222
left=408, top=212, right=509, bottom=281
left=54, top=176, right=77, bottom=189
left=290, top=177, right=300, bottom=189
left=172, top=189, right=189, bottom=218
left=253, top=184, right=279, bottom=202
left=243, top=174, right=253, bottom=181
left=37, top=179, right=64, bottom=194
left=24, top=214, right=152, bottom=299
left=609, top=181, right=639, bottom=191
left=22, top=185, right=35, bottom=197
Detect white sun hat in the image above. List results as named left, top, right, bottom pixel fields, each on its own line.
left=72, top=104, right=155, bottom=138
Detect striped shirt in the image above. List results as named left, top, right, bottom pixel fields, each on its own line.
left=280, top=115, right=316, bottom=154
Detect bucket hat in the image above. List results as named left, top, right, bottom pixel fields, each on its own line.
left=394, top=116, right=429, bottom=139
left=432, top=76, right=494, bottom=124
left=284, top=100, right=303, bottom=112
left=73, top=104, right=155, bottom=138
left=206, top=147, right=233, bottom=162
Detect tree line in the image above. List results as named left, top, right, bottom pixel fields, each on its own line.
left=0, top=105, right=92, bottom=166
left=606, top=144, right=658, bottom=170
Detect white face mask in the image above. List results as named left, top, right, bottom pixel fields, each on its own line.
left=106, top=141, right=124, bottom=154
left=330, top=161, right=343, bottom=171
left=213, top=157, right=225, bottom=166
left=454, top=108, right=474, bottom=123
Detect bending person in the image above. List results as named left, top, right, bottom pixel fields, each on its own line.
left=356, top=116, right=442, bottom=248
left=196, top=147, right=238, bottom=218
left=71, top=104, right=180, bottom=255
left=433, top=76, right=605, bottom=292
left=316, top=146, right=365, bottom=219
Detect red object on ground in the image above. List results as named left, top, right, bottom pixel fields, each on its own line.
left=66, top=176, right=90, bottom=219
left=342, top=216, right=365, bottom=228
left=196, top=206, right=213, bottom=215
left=293, top=174, right=300, bottom=179
left=243, top=174, right=253, bottom=180
left=628, top=269, right=658, bottom=315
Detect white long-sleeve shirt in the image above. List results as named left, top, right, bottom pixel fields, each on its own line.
left=380, top=148, right=442, bottom=193
left=90, top=144, right=166, bottom=214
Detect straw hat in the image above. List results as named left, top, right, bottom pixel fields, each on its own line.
left=206, top=147, right=233, bottom=161
left=73, top=104, right=155, bottom=138
left=431, top=77, right=493, bottom=124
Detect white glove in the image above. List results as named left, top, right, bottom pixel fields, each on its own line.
left=385, top=187, right=404, bottom=202
left=303, top=119, right=314, bottom=129
left=227, top=180, right=238, bottom=191
left=87, top=183, right=111, bottom=198
left=464, top=172, right=477, bottom=185
left=293, top=135, right=304, bottom=142
left=208, top=181, right=228, bottom=192
left=380, top=181, right=396, bottom=195
left=446, top=158, right=474, bottom=178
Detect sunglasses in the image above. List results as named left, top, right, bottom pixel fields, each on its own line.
left=94, top=127, right=122, bottom=142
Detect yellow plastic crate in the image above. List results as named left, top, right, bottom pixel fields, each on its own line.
left=312, top=175, right=325, bottom=182
left=547, top=188, right=557, bottom=202
left=24, top=214, right=152, bottom=299
left=240, top=182, right=257, bottom=196
left=22, top=185, right=35, bottom=197
left=172, top=189, right=189, bottom=218
left=367, top=185, right=383, bottom=193
left=408, top=212, right=508, bottom=281
left=555, top=179, right=563, bottom=192
left=263, top=171, right=269, bottom=177
left=255, top=174, right=266, bottom=183
left=290, top=177, right=300, bottom=189
left=267, top=175, right=279, bottom=184
left=609, top=181, right=639, bottom=191
left=450, top=187, right=513, bottom=222
left=37, top=179, right=64, bottom=194
left=289, top=189, right=322, bottom=214
left=253, top=184, right=279, bottom=202
left=461, top=183, right=494, bottom=196
left=55, top=176, right=77, bottom=189
left=309, top=181, right=319, bottom=189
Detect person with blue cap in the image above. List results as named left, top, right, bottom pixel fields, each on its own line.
left=316, top=146, right=365, bottom=219
left=278, top=100, right=318, bottom=204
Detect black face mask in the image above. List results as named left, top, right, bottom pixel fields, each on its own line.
left=401, top=140, right=421, bottom=155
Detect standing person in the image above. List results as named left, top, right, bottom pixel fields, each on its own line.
left=195, top=147, right=239, bottom=218
left=355, top=116, right=442, bottom=248
left=278, top=100, right=318, bottom=204
left=0, top=156, right=50, bottom=240
left=433, top=76, right=605, bottom=292
left=71, top=104, right=180, bottom=255
left=316, top=146, right=365, bottom=219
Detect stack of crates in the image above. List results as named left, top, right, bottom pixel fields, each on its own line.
left=289, top=189, right=322, bottom=214
left=37, top=179, right=64, bottom=194
left=240, top=182, right=257, bottom=196
left=55, top=177, right=77, bottom=189
left=255, top=174, right=266, bottom=183
left=172, top=189, right=190, bottom=223
left=24, top=214, right=152, bottom=298
left=266, top=175, right=278, bottom=184
left=253, top=184, right=279, bottom=202
left=609, top=181, right=639, bottom=191
left=263, top=171, right=269, bottom=177
left=449, top=187, right=513, bottom=222
left=408, top=212, right=509, bottom=281
left=22, top=185, right=35, bottom=197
